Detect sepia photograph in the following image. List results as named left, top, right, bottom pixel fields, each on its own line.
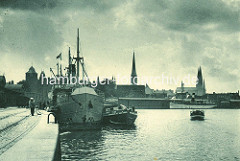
left=0, top=0, right=240, bottom=160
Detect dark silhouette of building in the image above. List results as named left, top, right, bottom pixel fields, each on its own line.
left=0, top=67, right=51, bottom=108
left=0, top=76, right=29, bottom=107
left=131, top=51, right=137, bottom=85
left=4, top=83, right=28, bottom=107
left=207, top=92, right=240, bottom=108
left=25, top=66, right=41, bottom=103
left=116, top=85, right=145, bottom=98
left=145, top=84, right=174, bottom=98
left=196, top=66, right=206, bottom=96
left=24, top=66, right=52, bottom=108
left=0, top=75, right=6, bottom=88
left=0, top=76, right=6, bottom=108
left=116, top=51, right=146, bottom=98
left=118, top=97, right=170, bottom=109
left=95, top=77, right=117, bottom=98
left=176, top=66, right=206, bottom=97
left=25, top=66, right=38, bottom=92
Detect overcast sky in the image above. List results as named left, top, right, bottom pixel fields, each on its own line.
left=0, top=0, right=240, bottom=92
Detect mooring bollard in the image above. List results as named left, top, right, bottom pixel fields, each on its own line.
left=47, top=112, right=57, bottom=124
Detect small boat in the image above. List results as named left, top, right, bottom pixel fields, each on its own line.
left=190, top=110, right=204, bottom=120
left=103, top=104, right=137, bottom=125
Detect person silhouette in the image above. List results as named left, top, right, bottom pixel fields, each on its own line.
left=29, top=98, right=35, bottom=116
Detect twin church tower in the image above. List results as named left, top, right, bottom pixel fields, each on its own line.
left=130, top=51, right=206, bottom=96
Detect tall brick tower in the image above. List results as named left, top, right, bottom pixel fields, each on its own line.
left=26, top=66, right=38, bottom=93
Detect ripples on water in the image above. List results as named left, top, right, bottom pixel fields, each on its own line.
left=60, top=109, right=240, bottom=161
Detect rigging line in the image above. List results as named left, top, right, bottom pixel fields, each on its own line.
left=80, top=61, right=90, bottom=83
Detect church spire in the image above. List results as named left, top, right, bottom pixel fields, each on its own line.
left=131, top=51, right=137, bottom=85
left=196, top=66, right=203, bottom=87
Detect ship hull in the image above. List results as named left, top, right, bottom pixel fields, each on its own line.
left=190, top=115, right=204, bottom=120
left=56, top=87, right=104, bottom=132
left=190, top=110, right=205, bottom=120
left=103, top=111, right=137, bottom=125
left=59, top=121, right=102, bottom=132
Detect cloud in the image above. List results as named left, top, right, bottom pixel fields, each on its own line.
left=0, top=0, right=240, bottom=92
left=136, top=0, right=240, bottom=33
left=0, top=10, right=63, bottom=64
left=0, top=0, right=124, bottom=14
left=0, top=0, right=57, bottom=10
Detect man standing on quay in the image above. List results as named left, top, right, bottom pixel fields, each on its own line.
left=29, top=98, right=35, bottom=116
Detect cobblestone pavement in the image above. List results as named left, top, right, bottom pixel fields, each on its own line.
left=0, top=107, right=42, bottom=155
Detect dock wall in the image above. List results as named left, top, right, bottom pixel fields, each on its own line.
left=118, top=98, right=170, bottom=109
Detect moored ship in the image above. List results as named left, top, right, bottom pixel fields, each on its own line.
left=55, top=86, right=104, bottom=132
left=50, top=29, right=104, bottom=132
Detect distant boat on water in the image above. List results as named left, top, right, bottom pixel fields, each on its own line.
left=190, top=110, right=205, bottom=120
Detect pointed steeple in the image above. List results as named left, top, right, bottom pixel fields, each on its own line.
left=146, top=83, right=149, bottom=88
left=131, top=51, right=136, bottom=76
left=196, top=66, right=203, bottom=87
left=131, top=51, right=137, bottom=85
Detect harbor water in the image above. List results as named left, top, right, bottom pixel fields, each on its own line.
left=60, top=109, right=240, bottom=161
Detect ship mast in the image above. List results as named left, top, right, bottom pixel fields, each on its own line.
left=68, top=47, right=72, bottom=79
left=76, top=28, right=80, bottom=78
left=69, top=47, right=72, bottom=66
left=73, top=28, right=90, bottom=84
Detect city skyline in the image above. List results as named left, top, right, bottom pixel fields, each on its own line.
left=0, top=0, right=240, bottom=92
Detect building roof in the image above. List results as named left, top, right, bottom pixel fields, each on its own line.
left=117, top=84, right=145, bottom=98
left=26, top=66, right=37, bottom=74
left=176, top=87, right=197, bottom=93
left=117, top=84, right=145, bottom=89
left=119, top=97, right=169, bottom=101
left=145, top=85, right=154, bottom=95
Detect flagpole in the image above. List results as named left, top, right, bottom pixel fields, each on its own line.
left=59, top=53, right=62, bottom=76
left=57, top=63, right=59, bottom=77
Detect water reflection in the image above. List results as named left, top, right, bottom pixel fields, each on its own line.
left=60, top=109, right=240, bottom=161
left=60, top=131, right=104, bottom=161
left=102, top=124, right=136, bottom=130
